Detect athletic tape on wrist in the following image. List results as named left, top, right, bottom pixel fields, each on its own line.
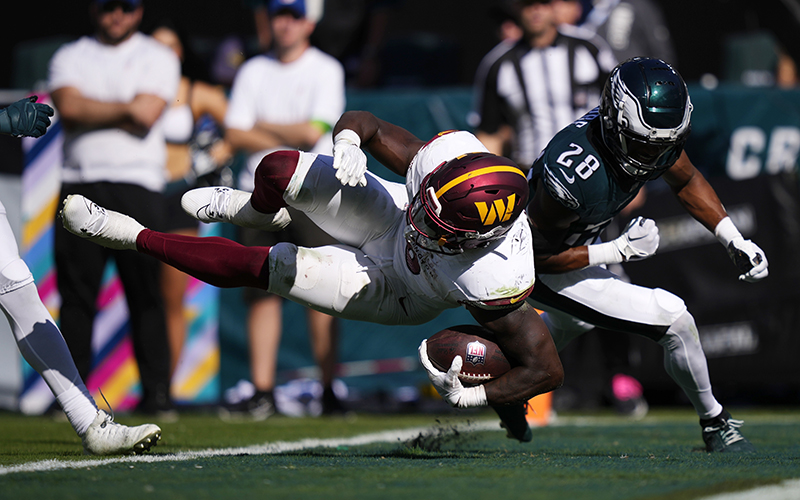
left=714, top=216, right=742, bottom=247
left=587, top=241, right=624, bottom=266
left=457, top=384, right=488, bottom=408
left=333, top=129, right=361, bottom=147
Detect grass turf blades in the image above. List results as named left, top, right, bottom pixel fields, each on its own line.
left=0, top=408, right=797, bottom=500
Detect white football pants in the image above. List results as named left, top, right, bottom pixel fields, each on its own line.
left=530, top=266, right=723, bottom=419
left=266, top=153, right=447, bottom=326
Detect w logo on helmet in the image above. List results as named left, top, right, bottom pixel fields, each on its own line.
left=474, top=193, right=517, bottom=226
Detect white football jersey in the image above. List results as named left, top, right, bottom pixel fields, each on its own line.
left=270, top=132, right=535, bottom=326
left=398, top=131, right=535, bottom=310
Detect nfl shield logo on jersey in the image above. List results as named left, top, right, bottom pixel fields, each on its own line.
left=465, top=341, right=486, bottom=366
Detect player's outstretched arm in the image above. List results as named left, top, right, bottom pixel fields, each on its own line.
left=663, top=152, right=769, bottom=282
left=468, top=302, right=564, bottom=406
left=332, top=110, right=425, bottom=182
left=0, top=96, right=54, bottom=138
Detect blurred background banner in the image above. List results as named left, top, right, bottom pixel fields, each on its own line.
left=621, top=172, right=800, bottom=405
left=686, top=85, right=800, bottom=180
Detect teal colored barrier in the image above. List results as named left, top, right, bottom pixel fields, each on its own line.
left=684, top=84, right=800, bottom=179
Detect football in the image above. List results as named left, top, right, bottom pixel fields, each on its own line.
left=425, top=324, right=512, bottom=384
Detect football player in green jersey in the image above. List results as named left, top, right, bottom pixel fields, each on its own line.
left=526, top=57, right=768, bottom=452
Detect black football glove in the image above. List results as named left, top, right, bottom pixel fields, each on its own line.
left=0, top=96, right=54, bottom=138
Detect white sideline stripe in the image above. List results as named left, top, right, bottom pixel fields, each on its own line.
left=0, top=420, right=500, bottom=476
left=699, top=479, right=800, bottom=500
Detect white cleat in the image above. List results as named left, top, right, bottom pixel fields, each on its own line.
left=60, top=195, right=144, bottom=251
left=82, top=410, right=162, bottom=456
left=181, top=186, right=291, bottom=231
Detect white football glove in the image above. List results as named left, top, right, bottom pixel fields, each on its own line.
left=332, top=129, right=368, bottom=187
left=587, top=216, right=659, bottom=266
left=714, top=216, right=769, bottom=283
left=727, top=237, right=769, bottom=282
left=418, top=339, right=488, bottom=409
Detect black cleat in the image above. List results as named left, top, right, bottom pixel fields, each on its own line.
left=492, top=402, right=532, bottom=442
left=701, top=409, right=756, bottom=453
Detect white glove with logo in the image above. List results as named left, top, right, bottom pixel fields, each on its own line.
left=418, top=340, right=488, bottom=409
left=587, top=216, right=659, bottom=266
left=727, top=237, right=769, bottom=282
left=332, top=129, right=368, bottom=187
left=715, top=217, right=769, bottom=282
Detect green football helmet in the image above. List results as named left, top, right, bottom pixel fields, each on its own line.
left=599, top=57, right=692, bottom=184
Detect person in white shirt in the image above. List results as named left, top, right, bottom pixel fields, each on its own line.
left=0, top=96, right=161, bottom=455
left=151, top=22, right=234, bottom=378
left=48, top=0, right=180, bottom=416
left=221, top=0, right=347, bottom=418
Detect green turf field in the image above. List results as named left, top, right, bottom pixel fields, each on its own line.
left=0, top=407, right=797, bottom=500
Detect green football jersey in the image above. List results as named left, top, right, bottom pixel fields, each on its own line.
left=529, top=108, right=642, bottom=251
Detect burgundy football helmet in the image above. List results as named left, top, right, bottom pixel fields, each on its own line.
left=405, top=152, right=529, bottom=254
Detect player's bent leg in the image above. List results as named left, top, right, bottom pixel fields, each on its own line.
left=61, top=195, right=274, bottom=289
left=0, top=268, right=99, bottom=436
left=138, top=230, right=272, bottom=290
left=657, top=310, right=720, bottom=419
left=181, top=186, right=291, bottom=230
left=255, top=151, right=407, bottom=248
left=657, top=311, right=755, bottom=452
left=536, top=269, right=753, bottom=452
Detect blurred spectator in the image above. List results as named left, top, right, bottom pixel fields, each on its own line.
left=48, top=0, right=180, bottom=417
left=552, top=0, right=583, bottom=26
left=151, top=22, right=235, bottom=377
left=0, top=97, right=161, bottom=455
left=582, top=0, right=676, bottom=65
left=244, top=0, right=325, bottom=53
left=221, top=0, right=346, bottom=419
left=723, top=30, right=799, bottom=88
left=311, top=0, right=400, bottom=87
left=467, top=0, right=522, bottom=142
left=472, top=0, right=616, bottom=171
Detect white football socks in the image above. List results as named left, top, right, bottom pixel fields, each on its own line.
left=0, top=279, right=98, bottom=435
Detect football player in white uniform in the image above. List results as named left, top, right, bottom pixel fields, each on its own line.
left=60, top=110, right=563, bottom=442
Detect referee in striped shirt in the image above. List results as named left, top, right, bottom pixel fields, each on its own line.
left=472, top=0, right=616, bottom=171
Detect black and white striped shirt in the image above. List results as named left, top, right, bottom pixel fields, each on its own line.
left=473, top=26, right=616, bottom=169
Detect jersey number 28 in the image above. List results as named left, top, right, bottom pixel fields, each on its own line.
left=557, top=143, right=600, bottom=180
